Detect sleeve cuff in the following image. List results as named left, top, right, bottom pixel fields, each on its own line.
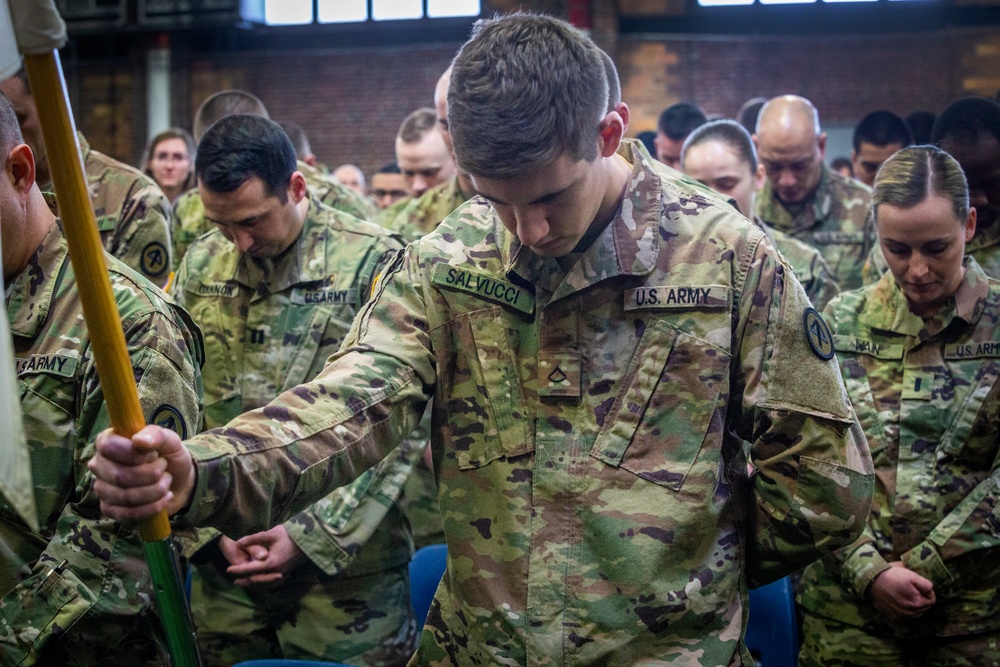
left=284, top=512, right=351, bottom=577
left=902, top=541, right=954, bottom=586
left=842, top=541, right=890, bottom=599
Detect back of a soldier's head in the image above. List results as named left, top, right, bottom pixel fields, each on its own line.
left=736, top=97, right=767, bottom=136
left=449, top=13, right=608, bottom=179
left=196, top=114, right=296, bottom=202
left=851, top=110, right=912, bottom=186
left=193, top=90, right=269, bottom=142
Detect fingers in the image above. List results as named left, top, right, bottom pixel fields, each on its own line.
left=234, top=572, right=284, bottom=588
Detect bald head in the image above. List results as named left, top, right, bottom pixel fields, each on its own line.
left=755, top=95, right=826, bottom=205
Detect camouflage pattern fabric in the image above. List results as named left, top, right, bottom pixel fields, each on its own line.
left=298, top=160, right=377, bottom=222
left=798, top=258, right=1000, bottom=653
left=172, top=142, right=874, bottom=666
left=173, top=196, right=417, bottom=666
left=757, top=216, right=841, bottom=310
left=755, top=164, right=874, bottom=292
left=377, top=177, right=475, bottom=548
left=800, top=611, right=1000, bottom=666
left=78, top=134, right=173, bottom=286
left=862, top=220, right=1000, bottom=285
left=1, top=221, right=204, bottom=666
left=378, top=177, right=471, bottom=243
left=171, top=160, right=375, bottom=270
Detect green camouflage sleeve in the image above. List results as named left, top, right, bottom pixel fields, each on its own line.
left=180, top=246, right=432, bottom=534
left=103, top=180, right=174, bottom=287
left=900, top=453, right=1000, bottom=587
left=283, top=440, right=421, bottom=575
left=739, top=238, right=875, bottom=587
left=804, top=251, right=841, bottom=312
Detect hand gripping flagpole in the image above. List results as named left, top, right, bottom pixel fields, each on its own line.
left=22, top=51, right=202, bottom=667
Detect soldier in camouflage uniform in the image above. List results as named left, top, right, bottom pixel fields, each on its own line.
left=754, top=95, right=875, bottom=291
left=172, top=90, right=376, bottom=268
left=800, top=146, right=1000, bottom=665
left=174, top=115, right=415, bottom=667
left=863, top=98, right=1000, bottom=285
left=682, top=119, right=840, bottom=309
left=0, top=92, right=203, bottom=666
left=1, top=68, right=174, bottom=286
left=91, top=15, right=874, bottom=666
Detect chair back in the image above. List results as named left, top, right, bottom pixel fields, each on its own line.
left=409, top=543, right=448, bottom=629
left=745, top=576, right=799, bottom=667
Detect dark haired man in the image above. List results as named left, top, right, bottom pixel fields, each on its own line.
left=173, top=114, right=414, bottom=666
left=654, top=101, right=707, bottom=169
left=851, top=110, right=913, bottom=187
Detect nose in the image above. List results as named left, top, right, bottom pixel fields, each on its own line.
left=225, top=228, right=254, bottom=253
left=777, top=169, right=797, bottom=188
left=909, top=253, right=929, bottom=280
left=513, top=208, right=549, bottom=247
left=412, top=175, right=429, bottom=197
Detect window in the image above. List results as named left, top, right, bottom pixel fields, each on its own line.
left=252, top=0, right=480, bottom=25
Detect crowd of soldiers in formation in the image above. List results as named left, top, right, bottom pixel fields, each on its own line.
left=3, top=11, right=1000, bottom=667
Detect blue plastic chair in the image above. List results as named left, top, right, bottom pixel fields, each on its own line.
left=409, top=543, right=448, bottom=629
left=745, top=576, right=799, bottom=667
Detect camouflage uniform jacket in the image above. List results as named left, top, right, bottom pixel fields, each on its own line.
left=171, top=161, right=375, bottom=270
left=174, top=142, right=874, bottom=666
left=755, top=165, right=874, bottom=292
left=799, top=257, right=1000, bottom=638
left=378, top=177, right=471, bottom=242
left=756, top=216, right=840, bottom=310
left=70, top=134, right=174, bottom=286
left=863, top=219, right=1000, bottom=285
left=1, top=221, right=203, bottom=665
left=173, top=196, right=413, bottom=576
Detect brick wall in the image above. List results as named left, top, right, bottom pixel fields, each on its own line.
left=618, top=30, right=1000, bottom=135
left=64, top=6, right=1000, bottom=183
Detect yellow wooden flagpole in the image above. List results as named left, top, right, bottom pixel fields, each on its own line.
left=23, top=50, right=201, bottom=667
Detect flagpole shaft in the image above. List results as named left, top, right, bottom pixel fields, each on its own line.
left=23, top=51, right=201, bottom=667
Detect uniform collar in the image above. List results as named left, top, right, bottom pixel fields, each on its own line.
left=861, top=256, right=990, bottom=340
left=6, top=221, right=67, bottom=338
left=503, top=141, right=661, bottom=301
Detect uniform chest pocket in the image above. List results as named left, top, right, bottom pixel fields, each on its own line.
left=444, top=307, right=532, bottom=470
left=590, top=318, right=728, bottom=492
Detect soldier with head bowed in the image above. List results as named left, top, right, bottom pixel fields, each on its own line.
left=171, top=114, right=414, bottom=667
left=90, top=14, right=874, bottom=666
left=754, top=95, right=875, bottom=291
left=0, top=90, right=203, bottom=665
left=799, top=145, right=1000, bottom=667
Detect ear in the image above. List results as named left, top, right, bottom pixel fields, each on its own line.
left=304, top=154, right=317, bottom=168
left=817, top=132, right=828, bottom=159
left=615, top=102, right=631, bottom=134
left=288, top=171, right=308, bottom=204
left=964, top=206, right=977, bottom=242
left=850, top=148, right=857, bottom=163
left=598, top=111, right=625, bottom=158
left=6, top=144, right=36, bottom=193
left=753, top=162, right=766, bottom=192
